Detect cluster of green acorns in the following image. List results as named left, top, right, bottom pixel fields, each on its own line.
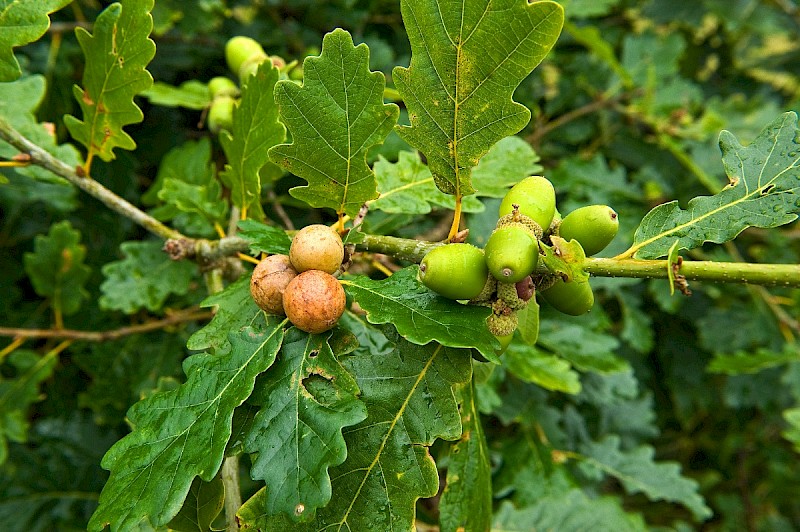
left=418, top=176, right=619, bottom=352
left=205, top=36, right=297, bottom=134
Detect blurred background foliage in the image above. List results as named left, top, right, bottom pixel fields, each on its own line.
left=2, top=0, right=800, bottom=530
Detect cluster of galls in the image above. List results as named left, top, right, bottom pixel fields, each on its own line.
left=419, top=176, right=619, bottom=353
left=250, top=225, right=346, bottom=334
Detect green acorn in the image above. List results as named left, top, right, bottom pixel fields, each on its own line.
left=419, top=243, right=489, bottom=300
left=499, top=176, right=556, bottom=232
left=484, top=225, right=539, bottom=283
left=558, top=205, right=619, bottom=256
left=539, top=277, right=594, bottom=316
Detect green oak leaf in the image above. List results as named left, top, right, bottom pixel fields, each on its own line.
left=0, top=75, right=82, bottom=184
left=64, top=0, right=156, bottom=165
left=220, top=60, right=285, bottom=221
left=708, top=346, right=799, bottom=375
left=186, top=275, right=262, bottom=353
left=470, top=135, right=543, bottom=197
left=371, top=151, right=483, bottom=214
left=393, top=0, right=563, bottom=197
left=783, top=407, right=800, bottom=454
left=158, top=178, right=228, bottom=226
left=0, top=349, right=59, bottom=466
left=269, top=29, right=399, bottom=218
left=142, top=80, right=211, bottom=110
left=238, top=324, right=472, bottom=530
left=371, top=136, right=540, bottom=215
left=88, top=323, right=285, bottom=531
left=99, top=240, right=198, bottom=314
left=627, top=111, right=800, bottom=259
left=167, top=475, right=225, bottom=532
left=341, top=266, right=500, bottom=362
left=493, top=494, right=647, bottom=531
left=143, top=138, right=223, bottom=238
left=537, top=320, right=627, bottom=374
left=503, top=342, right=581, bottom=394
left=579, top=435, right=712, bottom=521
left=516, top=299, right=540, bottom=345
left=243, top=328, right=367, bottom=520
left=540, top=236, right=589, bottom=283
left=23, top=220, right=91, bottom=317
left=237, top=219, right=292, bottom=256
left=143, top=138, right=214, bottom=205
left=0, top=0, right=71, bottom=81
left=439, top=380, right=492, bottom=532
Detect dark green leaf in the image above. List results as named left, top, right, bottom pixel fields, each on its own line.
left=628, top=112, right=800, bottom=259
left=158, top=178, right=228, bottom=225
left=579, top=435, right=712, bottom=521
left=88, top=323, right=285, bottom=531
left=0, top=349, right=59, bottom=465
left=270, top=29, right=399, bottom=217
left=238, top=325, right=472, bottom=530
left=220, top=60, right=285, bottom=220
left=99, top=240, right=198, bottom=314
left=393, top=0, right=563, bottom=196
left=491, top=424, right=647, bottom=530
left=237, top=219, right=292, bottom=256
left=537, top=320, right=627, bottom=374
left=341, top=267, right=500, bottom=362
left=142, top=138, right=214, bottom=205
left=23, top=220, right=91, bottom=316
left=0, top=413, right=116, bottom=532
left=0, top=0, right=71, bottom=81
left=168, top=474, right=225, bottom=532
left=243, top=328, right=366, bottom=520
left=64, top=0, right=156, bottom=163
left=439, top=380, right=492, bottom=532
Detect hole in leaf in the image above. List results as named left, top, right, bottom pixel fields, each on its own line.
left=302, top=374, right=338, bottom=407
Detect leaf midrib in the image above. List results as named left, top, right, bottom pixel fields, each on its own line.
left=332, top=344, right=442, bottom=530
left=624, top=123, right=800, bottom=258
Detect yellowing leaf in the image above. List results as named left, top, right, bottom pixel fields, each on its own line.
left=393, top=0, right=563, bottom=197
left=64, top=0, right=156, bottom=167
